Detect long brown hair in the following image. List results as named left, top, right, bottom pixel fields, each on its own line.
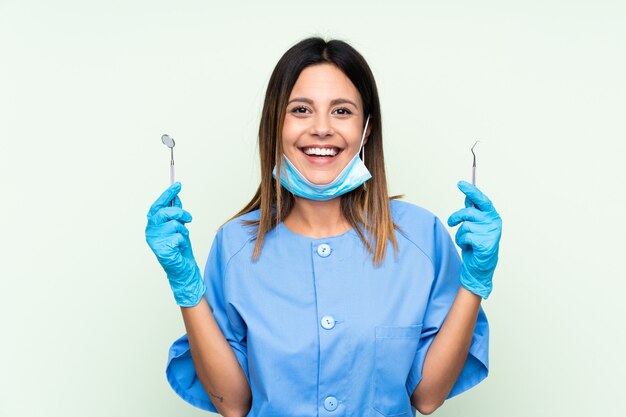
left=222, top=37, right=404, bottom=267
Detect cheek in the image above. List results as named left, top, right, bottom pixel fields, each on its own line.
left=281, top=125, right=293, bottom=144
left=336, top=124, right=362, bottom=146
left=281, top=118, right=305, bottom=146
left=281, top=131, right=293, bottom=154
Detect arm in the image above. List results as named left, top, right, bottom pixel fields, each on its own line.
left=411, top=286, right=481, bottom=414
left=409, top=188, right=498, bottom=414
left=181, top=297, right=252, bottom=417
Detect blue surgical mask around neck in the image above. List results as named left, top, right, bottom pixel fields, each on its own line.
left=272, top=115, right=372, bottom=201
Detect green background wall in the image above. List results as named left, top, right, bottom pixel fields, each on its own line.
left=1, top=0, right=624, bottom=416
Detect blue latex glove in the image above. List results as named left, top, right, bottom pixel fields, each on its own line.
left=145, top=182, right=206, bottom=307
left=447, top=181, right=502, bottom=300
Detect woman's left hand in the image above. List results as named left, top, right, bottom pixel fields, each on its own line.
left=447, top=181, right=502, bottom=300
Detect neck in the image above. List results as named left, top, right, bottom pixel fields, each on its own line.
left=283, top=196, right=351, bottom=238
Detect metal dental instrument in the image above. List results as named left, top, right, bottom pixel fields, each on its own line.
left=471, top=140, right=480, bottom=186
left=469, top=140, right=481, bottom=209
left=161, top=134, right=176, bottom=207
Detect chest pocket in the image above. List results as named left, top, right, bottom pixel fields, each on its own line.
left=372, top=324, right=423, bottom=417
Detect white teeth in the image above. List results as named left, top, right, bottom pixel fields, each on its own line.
left=303, top=147, right=339, bottom=156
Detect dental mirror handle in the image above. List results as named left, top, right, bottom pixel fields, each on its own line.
left=169, top=149, right=175, bottom=207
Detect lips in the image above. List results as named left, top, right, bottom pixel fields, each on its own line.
left=298, top=146, right=343, bottom=164
left=299, top=145, right=342, bottom=156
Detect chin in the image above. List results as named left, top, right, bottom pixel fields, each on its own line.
left=303, top=172, right=336, bottom=185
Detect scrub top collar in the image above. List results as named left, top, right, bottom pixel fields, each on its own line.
left=275, top=220, right=358, bottom=243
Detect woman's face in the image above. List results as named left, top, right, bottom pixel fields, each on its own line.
left=282, top=63, right=369, bottom=185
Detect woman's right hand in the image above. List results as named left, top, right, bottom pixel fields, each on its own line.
left=145, top=182, right=206, bottom=307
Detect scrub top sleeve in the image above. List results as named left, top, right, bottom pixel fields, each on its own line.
left=405, top=216, right=489, bottom=401
left=165, top=227, right=250, bottom=413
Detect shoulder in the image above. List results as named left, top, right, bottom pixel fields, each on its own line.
left=389, top=199, right=449, bottom=263
left=213, top=209, right=260, bottom=263
left=389, top=198, right=438, bottom=226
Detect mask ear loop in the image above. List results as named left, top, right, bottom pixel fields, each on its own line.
left=360, top=114, right=370, bottom=161
left=360, top=114, right=371, bottom=190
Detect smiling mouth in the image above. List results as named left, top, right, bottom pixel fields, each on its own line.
left=299, top=146, right=343, bottom=158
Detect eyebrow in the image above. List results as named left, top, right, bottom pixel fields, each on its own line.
left=287, top=97, right=359, bottom=108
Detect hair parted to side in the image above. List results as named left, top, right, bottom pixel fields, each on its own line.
left=222, top=36, right=405, bottom=267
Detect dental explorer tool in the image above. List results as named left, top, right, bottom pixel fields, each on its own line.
left=161, top=134, right=176, bottom=207
left=471, top=140, right=480, bottom=186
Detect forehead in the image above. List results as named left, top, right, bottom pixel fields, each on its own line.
left=289, top=63, right=361, bottom=105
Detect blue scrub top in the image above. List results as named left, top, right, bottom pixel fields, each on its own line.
left=166, top=199, right=489, bottom=416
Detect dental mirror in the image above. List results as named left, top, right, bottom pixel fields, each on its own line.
left=161, top=134, right=176, bottom=206
left=161, top=134, right=175, bottom=148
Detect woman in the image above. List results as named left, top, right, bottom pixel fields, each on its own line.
left=146, top=37, right=502, bottom=417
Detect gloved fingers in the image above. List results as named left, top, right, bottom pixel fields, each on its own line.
left=486, top=218, right=503, bottom=235
left=155, top=235, right=187, bottom=269
left=456, top=227, right=499, bottom=255
left=147, top=182, right=182, bottom=218
left=170, top=220, right=189, bottom=236
left=169, top=232, right=190, bottom=251
left=154, top=233, right=190, bottom=259
left=148, top=206, right=193, bottom=226
left=456, top=181, right=495, bottom=213
left=458, top=219, right=501, bottom=236
left=455, top=229, right=479, bottom=251
left=146, top=220, right=190, bottom=238
left=447, top=206, right=487, bottom=227
left=456, top=221, right=480, bottom=237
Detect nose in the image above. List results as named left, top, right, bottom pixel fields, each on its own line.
left=310, top=114, right=334, bottom=138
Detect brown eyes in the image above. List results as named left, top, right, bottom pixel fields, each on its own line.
left=335, top=108, right=352, bottom=115
left=291, top=106, right=308, bottom=114
left=289, top=106, right=353, bottom=115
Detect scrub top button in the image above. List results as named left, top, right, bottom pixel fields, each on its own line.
left=317, top=243, right=331, bottom=257
left=324, top=396, right=338, bottom=411
left=321, top=315, right=336, bottom=330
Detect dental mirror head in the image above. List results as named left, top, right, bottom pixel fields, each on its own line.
left=161, top=134, right=175, bottom=148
